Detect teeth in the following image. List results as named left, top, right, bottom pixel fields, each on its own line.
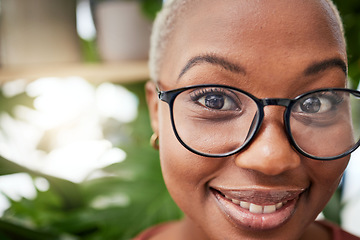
left=263, top=205, right=276, bottom=214
left=225, top=196, right=287, bottom=214
left=249, top=203, right=263, bottom=214
left=275, top=202, right=283, bottom=209
left=240, top=201, right=250, bottom=210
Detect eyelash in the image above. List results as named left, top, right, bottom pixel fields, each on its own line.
left=189, top=88, right=227, bottom=101
left=313, top=92, right=343, bottom=107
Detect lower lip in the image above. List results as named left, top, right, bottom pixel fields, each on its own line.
left=212, top=189, right=299, bottom=230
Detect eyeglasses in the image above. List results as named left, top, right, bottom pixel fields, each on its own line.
left=157, top=84, right=360, bottom=160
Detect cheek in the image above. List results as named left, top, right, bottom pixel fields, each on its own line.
left=307, top=156, right=349, bottom=186
left=158, top=105, right=223, bottom=208
left=158, top=105, right=198, bottom=192
left=305, top=156, right=349, bottom=211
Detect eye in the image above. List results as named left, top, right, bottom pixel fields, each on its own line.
left=191, top=88, right=240, bottom=111
left=294, top=92, right=342, bottom=114
left=198, top=94, right=238, bottom=110
left=299, top=97, right=323, bottom=113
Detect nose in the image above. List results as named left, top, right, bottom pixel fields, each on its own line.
left=234, top=108, right=301, bottom=176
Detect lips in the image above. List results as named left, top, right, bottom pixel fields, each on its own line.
left=211, top=187, right=306, bottom=230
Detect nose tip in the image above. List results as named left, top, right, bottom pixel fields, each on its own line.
left=234, top=120, right=301, bottom=176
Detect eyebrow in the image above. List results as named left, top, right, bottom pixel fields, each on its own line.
left=304, top=58, right=347, bottom=76
left=178, top=54, right=246, bottom=80
left=178, top=55, right=347, bottom=80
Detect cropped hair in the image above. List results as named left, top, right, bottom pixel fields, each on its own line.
left=149, top=0, right=345, bottom=82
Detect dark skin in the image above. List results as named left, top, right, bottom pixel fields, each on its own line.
left=146, top=0, right=348, bottom=239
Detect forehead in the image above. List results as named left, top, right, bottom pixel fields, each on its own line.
left=161, top=0, right=346, bottom=86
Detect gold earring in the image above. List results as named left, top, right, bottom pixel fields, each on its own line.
left=150, top=133, right=159, bottom=150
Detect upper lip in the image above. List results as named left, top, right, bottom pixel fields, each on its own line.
left=212, top=187, right=307, bottom=205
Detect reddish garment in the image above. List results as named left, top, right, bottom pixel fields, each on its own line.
left=317, top=221, right=360, bottom=240
left=133, top=221, right=360, bottom=240
left=133, top=223, right=172, bottom=240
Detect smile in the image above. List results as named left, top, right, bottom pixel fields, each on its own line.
left=211, top=187, right=306, bottom=230
left=224, top=195, right=287, bottom=214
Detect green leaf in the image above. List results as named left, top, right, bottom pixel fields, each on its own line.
left=323, top=188, right=342, bottom=225
left=0, top=219, right=61, bottom=240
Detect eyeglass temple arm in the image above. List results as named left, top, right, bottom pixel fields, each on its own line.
left=154, top=83, right=169, bottom=102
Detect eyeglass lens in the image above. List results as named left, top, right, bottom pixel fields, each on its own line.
left=171, top=86, right=360, bottom=159
left=290, top=90, right=358, bottom=158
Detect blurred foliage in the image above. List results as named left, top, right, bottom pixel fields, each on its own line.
left=0, top=91, right=34, bottom=118
left=332, top=0, right=360, bottom=88
left=0, top=82, right=182, bottom=239
left=79, top=38, right=100, bottom=63
left=140, top=0, right=162, bottom=20
left=323, top=188, right=343, bottom=225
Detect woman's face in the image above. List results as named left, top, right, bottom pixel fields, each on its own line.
left=147, top=0, right=349, bottom=239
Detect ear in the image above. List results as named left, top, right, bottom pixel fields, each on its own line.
left=145, top=81, right=159, bottom=134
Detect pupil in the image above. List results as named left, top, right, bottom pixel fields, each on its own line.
left=301, top=97, right=321, bottom=113
left=205, top=95, right=224, bottom=109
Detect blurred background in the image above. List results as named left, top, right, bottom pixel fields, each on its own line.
left=0, top=0, right=358, bottom=239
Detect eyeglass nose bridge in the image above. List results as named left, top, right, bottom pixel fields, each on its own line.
left=257, top=98, right=293, bottom=132
left=252, top=98, right=295, bottom=155
left=261, top=98, right=292, bottom=107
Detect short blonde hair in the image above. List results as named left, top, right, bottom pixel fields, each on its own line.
left=149, top=0, right=345, bottom=82
left=149, top=0, right=192, bottom=82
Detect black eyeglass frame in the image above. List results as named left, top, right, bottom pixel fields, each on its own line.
left=157, top=84, right=360, bottom=161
